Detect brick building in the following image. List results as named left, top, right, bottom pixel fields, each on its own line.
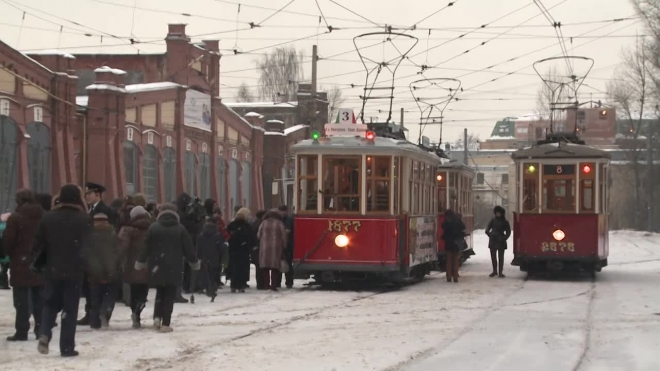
left=0, top=42, right=78, bottom=212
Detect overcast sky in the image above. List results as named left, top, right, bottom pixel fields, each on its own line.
left=0, top=0, right=644, bottom=142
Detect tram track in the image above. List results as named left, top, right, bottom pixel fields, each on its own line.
left=135, top=281, right=402, bottom=370
left=572, top=279, right=597, bottom=371
left=384, top=275, right=530, bottom=371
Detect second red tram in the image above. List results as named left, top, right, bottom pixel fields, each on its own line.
left=436, top=163, right=475, bottom=268
left=291, top=134, right=443, bottom=283
left=511, top=140, right=610, bottom=276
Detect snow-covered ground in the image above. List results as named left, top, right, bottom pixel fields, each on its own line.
left=1, top=230, right=659, bottom=371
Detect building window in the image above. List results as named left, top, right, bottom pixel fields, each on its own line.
left=217, top=157, right=227, bottom=209
left=199, top=153, right=211, bottom=200
left=229, top=159, right=240, bottom=211
left=185, top=150, right=196, bottom=196
left=123, top=141, right=138, bottom=195
left=163, top=147, right=176, bottom=203
left=501, top=173, right=509, bottom=184
left=242, top=161, right=251, bottom=208
left=476, top=172, right=485, bottom=185
left=0, top=117, right=18, bottom=211
left=26, top=122, right=51, bottom=194
left=142, top=144, right=158, bottom=202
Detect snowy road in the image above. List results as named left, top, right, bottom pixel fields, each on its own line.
left=1, top=230, right=659, bottom=371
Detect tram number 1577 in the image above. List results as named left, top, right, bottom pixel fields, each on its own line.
left=541, top=242, right=575, bottom=252
left=328, top=220, right=362, bottom=233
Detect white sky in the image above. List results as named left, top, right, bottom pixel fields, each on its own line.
left=0, top=0, right=645, bottom=142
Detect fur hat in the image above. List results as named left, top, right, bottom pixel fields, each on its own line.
left=58, top=184, right=83, bottom=204
left=130, top=205, right=148, bottom=219
left=133, top=193, right=147, bottom=207
left=159, top=203, right=177, bottom=213
left=234, top=207, right=251, bottom=220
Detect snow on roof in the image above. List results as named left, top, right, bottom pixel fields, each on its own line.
left=508, top=114, right=546, bottom=122
left=86, top=84, right=127, bottom=93
left=76, top=96, right=88, bottom=107
left=244, top=112, right=263, bottom=118
left=284, top=124, right=308, bottom=135
left=19, top=52, right=53, bottom=74
left=264, top=131, right=285, bottom=136
left=94, top=66, right=127, bottom=75
left=266, top=119, right=284, bottom=124
left=27, top=49, right=75, bottom=59
left=221, top=103, right=261, bottom=131
left=487, top=136, right=516, bottom=140
left=125, top=82, right=181, bottom=93
left=224, top=101, right=298, bottom=108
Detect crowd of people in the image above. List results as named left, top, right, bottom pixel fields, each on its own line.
left=0, top=182, right=295, bottom=357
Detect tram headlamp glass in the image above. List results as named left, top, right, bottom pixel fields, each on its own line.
left=552, top=229, right=566, bottom=241
left=335, top=234, right=349, bottom=248
left=436, top=174, right=443, bottom=181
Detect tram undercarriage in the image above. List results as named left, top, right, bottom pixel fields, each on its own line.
left=295, top=262, right=435, bottom=284
left=517, top=257, right=608, bottom=277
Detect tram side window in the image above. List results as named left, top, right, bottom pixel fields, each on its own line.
left=437, top=171, right=447, bottom=213
left=600, top=163, right=607, bottom=213
left=298, top=155, right=318, bottom=212
left=322, top=156, right=361, bottom=213
left=411, top=161, right=419, bottom=214
left=366, top=156, right=391, bottom=212
left=522, top=163, right=539, bottom=212
left=542, top=164, right=576, bottom=213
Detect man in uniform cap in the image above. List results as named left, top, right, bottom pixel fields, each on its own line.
left=77, top=182, right=117, bottom=326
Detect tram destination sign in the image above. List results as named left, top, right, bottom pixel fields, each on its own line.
left=543, top=164, right=575, bottom=175
left=324, top=123, right=369, bottom=137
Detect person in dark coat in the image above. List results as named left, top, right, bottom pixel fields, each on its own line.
left=117, top=195, right=136, bottom=231
left=226, top=208, right=255, bottom=293
left=118, top=206, right=152, bottom=328
left=85, top=213, right=120, bottom=329
left=135, top=203, right=199, bottom=333
left=196, top=218, right=225, bottom=298
left=78, top=182, right=117, bottom=326
left=251, top=210, right=266, bottom=290
left=212, top=206, right=229, bottom=287
left=176, top=193, right=205, bottom=297
left=277, top=205, right=294, bottom=288
left=0, top=213, right=8, bottom=290
left=32, top=184, right=91, bottom=357
left=35, top=193, right=52, bottom=212
left=441, top=209, right=466, bottom=283
left=485, top=205, right=512, bottom=278
left=4, top=189, right=45, bottom=341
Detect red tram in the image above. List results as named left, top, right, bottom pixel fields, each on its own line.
left=511, top=139, right=610, bottom=276
left=291, top=133, right=442, bottom=283
left=436, top=163, right=475, bottom=268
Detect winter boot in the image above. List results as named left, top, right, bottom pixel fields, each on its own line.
left=159, top=326, right=173, bottom=333
left=61, top=350, right=79, bottom=357
left=76, top=315, right=90, bottom=326
left=153, top=318, right=162, bottom=330
left=100, top=314, right=109, bottom=328
left=131, top=313, right=141, bottom=329
left=37, top=336, right=49, bottom=355
left=6, top=334, right=27, bottom=342
left=489, top=272, right=497, bottom=278
left=175, top=296, right=189, bottom=304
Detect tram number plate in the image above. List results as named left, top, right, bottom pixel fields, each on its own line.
left=541, top=242, right=575, bottom=252
left=328, top=220, right=362, bottom=233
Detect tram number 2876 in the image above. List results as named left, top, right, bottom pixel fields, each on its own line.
left=541, top=242, right=575, bottom=252
left=328, top=220, right=362, bottom=233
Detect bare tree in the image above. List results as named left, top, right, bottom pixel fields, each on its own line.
left=322, top=85, right=345, bottom=122
left=256, top=46, right=304, bottom=102
left=453, top=132, right=480, bottom=150
left=607, top=37, right=654, bottom=228
left=235, top=83, right=255, bottom=102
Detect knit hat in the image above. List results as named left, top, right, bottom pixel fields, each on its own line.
left=130, top=205, right=148, bottom=219
left=58, top=184, right=83, bottom=204
left=93, top=213, right=108, bottom=221
left=133, top=193, right=147, bottom=207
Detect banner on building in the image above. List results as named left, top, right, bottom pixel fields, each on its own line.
left=184, top=90, right=212, bottom=132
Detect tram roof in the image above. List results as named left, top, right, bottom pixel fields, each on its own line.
left=512, top=142, right=610, bottom=160
left=291, top=136, right=442, bottom=163
left=438, top=160, right=475, bottom=173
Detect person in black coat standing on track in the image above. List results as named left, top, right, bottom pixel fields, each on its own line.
left=77, top=182, right=117, bottom=326
left=32, top=184, right=91, bottom=357
left=485, top=205, right=511, bottom=278
left=226, top=208, right=255, bottom=293
left=441, top=209, right=466, bottom=283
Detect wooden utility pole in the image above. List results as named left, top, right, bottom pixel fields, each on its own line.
left=464, top=128, right=468, bottom=165
left=311, top=45, right=318, bottom=132
left=649, top=110, right=656, bottom=231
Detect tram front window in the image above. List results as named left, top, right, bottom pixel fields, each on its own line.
left=542, top=164, right=575, bottom=212
left=366, top=156, right=390, bottom=212
left=323, top=156, right=361, bottom=212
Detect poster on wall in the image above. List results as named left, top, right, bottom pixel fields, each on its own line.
left=409, top=216, right=437, bottom=267
left=184, top=90, right=212, bottom=132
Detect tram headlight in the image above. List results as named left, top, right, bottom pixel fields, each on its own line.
left=552, top=229, right=566, bottom=241
left=335, top=234, right=349, bottom=248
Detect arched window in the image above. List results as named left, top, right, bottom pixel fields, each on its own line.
left=163, top=147, right=176, bottom=203
left=0, top=117, right=18, bottom=211
left=26, top=122, right=51, bottom=194
left=123, top=140, right=138, bottom=195
left=242, top=160, right=251, bottom=208
left=229, top=159, right=239, bottom=211
left=142, top=144, right=159, bottom=202
left=185, top=150, right=196, bottom=196
left=217, top=157, right=227, bottom=209
left=199, top=153, right=210, bottom=200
